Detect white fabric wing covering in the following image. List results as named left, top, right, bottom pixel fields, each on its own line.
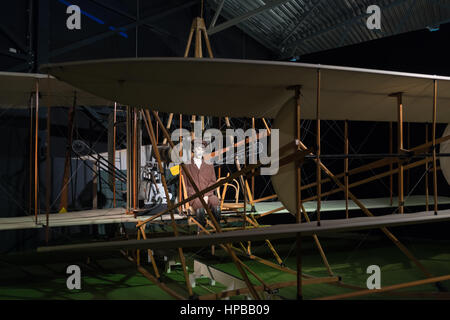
left=40, top=57, right=450, bottom=122
left=0, top=71, right=113, bottom=108
left=441, top=124, right=450, bottom=185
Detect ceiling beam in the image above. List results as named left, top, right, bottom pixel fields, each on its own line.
left=208, top=0, right=226, bottom=30
left=208, top=0, right=291, bottom=35
left=278, top=0, right=325, bottom=49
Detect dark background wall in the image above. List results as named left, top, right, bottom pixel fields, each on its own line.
left=300, top=19, right=450, bottom=75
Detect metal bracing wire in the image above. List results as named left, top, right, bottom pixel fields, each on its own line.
left=46, top=116, right=110, bottom=213
left=329, top=120, right=392, bottom=195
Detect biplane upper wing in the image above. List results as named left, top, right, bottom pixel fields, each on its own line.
left=38, top=209, right=450, bottom=253
left=0, top=71, right=113, bottom=108
left=40, top=57, right=450, bottom=122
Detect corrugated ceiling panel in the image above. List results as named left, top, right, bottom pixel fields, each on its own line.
left=207, top=0, right=450, bottom=57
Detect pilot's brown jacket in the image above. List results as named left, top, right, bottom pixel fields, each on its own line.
left=182, top=161, right=219, bottom=210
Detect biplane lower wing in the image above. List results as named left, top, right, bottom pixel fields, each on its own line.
left=38, top=209, right=450, bottom=253
left=0, top=207, right=186, bottom=231
left=4, top=196, right=450, bottom=231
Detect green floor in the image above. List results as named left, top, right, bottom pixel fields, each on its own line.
left=190, top=236, right=450, bottom=300
left=1, top=234, right=449, bottom=300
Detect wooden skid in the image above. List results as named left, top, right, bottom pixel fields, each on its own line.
left=199, top=276, right=340, bottom=300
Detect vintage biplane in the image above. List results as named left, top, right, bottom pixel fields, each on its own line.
left=1, top=18, right=450, bottom=301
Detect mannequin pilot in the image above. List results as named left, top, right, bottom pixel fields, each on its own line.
left=182, top=139, right=221, bottom=225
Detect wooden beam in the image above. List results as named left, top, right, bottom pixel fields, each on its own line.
left=316, top=274, right=450, bottom=300
left=301, top=203, right=334, bottom=277
left=34, top=80, right=39, bottom=223
left=252, top=194, right=277, bottom=203
left=252, top=117, right=255, bottom=201
left=155, top=111, right=159, bottom=143
left=137, top=265, right=186, bottom=300
left=113, top=103, right=117, bottom=207
left=108, top=109, right=115, bottom=195
left=344, top=120, right=349, bottom=219
left=179, top=114, right=183, bottom=213
left=141, top=110, right=193, bottom=297
left=161, top=113, right=174, bottom=145
left=29, top=91, right=33, bottom=217
left=121, top=250, right=186, bottom=300
left=262, top=118, right=271, bottom=135
left=45, top=105, right=51, bottom=242
left=425, top=123, right=429, bottom=211
left=255, top=206, right=285, bottom=219
left=133, top=108, right=138, bottom=211
left=201, top=23, right=214, bottom=58
left=243, top=172, right=247, bottom=229
left=199, top=276, right=340, bottom=300
left=245, top=215, right=284, bottom=265
left=432, top=80, right=438, bottom=215
left=389, top=121, right=393, bottom=206
left=316, top=69, right=322, bottom=225
left=126, top=106, right=132, bottom=212
left=294, top=85, right=302, bottom=300
left=195, top=19, right=202, bottom=58
left=92, top=159, right=98, bottom=210
left=185, top=17, right=214, bottom=59
left=395, top=93, right=404, bottom=213
left=139, top=225, right=160, bottom=279
left=294, top=86, right=302, bottom=224
left=234, top=247, right=296, bottom=275
left=183, top=22, right=195, bottom=57
left=219, top=173, right=230, bottom=211
left=407, top=122, right=411, bottom=193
